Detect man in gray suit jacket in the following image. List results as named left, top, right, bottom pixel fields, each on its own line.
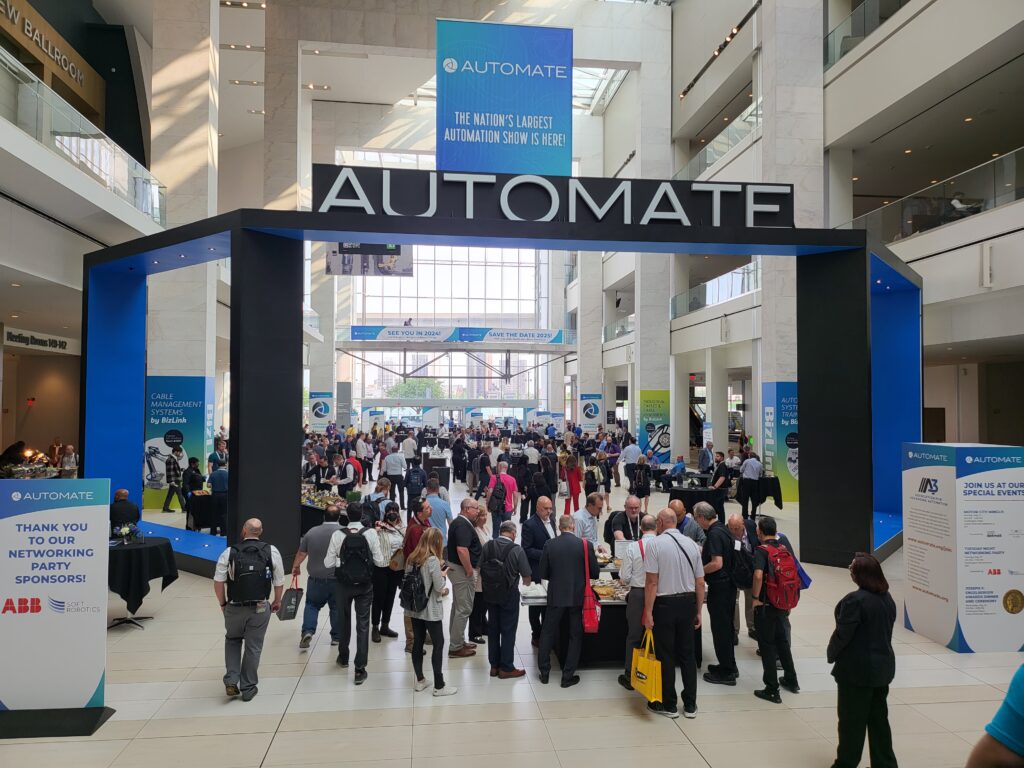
left=537, top=514, right=600, bottom=688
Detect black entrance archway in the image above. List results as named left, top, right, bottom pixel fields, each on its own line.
left=81, top=167, right=921, bottom=571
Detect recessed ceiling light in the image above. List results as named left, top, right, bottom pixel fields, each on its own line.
left=903, top=149, right=912, bottom=155
left=218, top=132, right=224, bottom=137
left=1006, top=183, right=1013, bottom=187
left=208, top=247, right=217, bottom=252
left=247, top=108, right=265, bottom=115
left=992, top=152, right=1000, bottom=157
left=886, top=286, right=891, bottom=290
left=875, top=279, right=882, bottom=284
left=882, top=201, right=889, bottom=205
left=723, top=117, right=729, bottom=122
left=313, top=49, right=320, bottom=55
left=961, top=356, right=967, bottom=360
left=10, top=313, right=18, bottom=318
left=851, top=176, right=859, bottom=181
left=62, top=325, right=68, bottom=329
left=732, top=27, right=739, bottom=34
left=930, top=180, right=938, bottom=184
left=153, top=260, right=159, bottom=265
left=963, top=117, right=973, bottom=122
left=179, top=253, right=187, bottom=259
left=700, top=139, right=705, bottom=143
left=946, top=346, right=953, bottom=351
left=10, top=282, right=20, bottom=287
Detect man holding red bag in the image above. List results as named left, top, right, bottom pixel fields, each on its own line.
left=537, top=514, right=600, bottom=688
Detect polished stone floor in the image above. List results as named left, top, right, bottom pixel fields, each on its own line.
left=3, top=478, right=1017, bottom=768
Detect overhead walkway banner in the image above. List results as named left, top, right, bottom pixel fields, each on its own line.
left=346, top=326, right=568, bottom=344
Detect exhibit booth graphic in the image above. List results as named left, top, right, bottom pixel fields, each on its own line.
left=903, top=443, right=1024, bottom=652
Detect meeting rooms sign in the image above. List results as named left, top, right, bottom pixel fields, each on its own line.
left=436, top=20, right=572, bottom=176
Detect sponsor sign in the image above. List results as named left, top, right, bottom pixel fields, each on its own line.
left=309, top=390, right=334, bottom=431
left=144, top=376, right=213, bottom=510
left=762, top=381, right=799, bottom=502
left=903, top=443, right=1024, bottom=652
left=0, top=479, right=109, bottom=709
left=579, top=393, right=602, bottom=433
left=638, top=390, right=671, bottom=465
left=436, top=19, right=572, bottom=175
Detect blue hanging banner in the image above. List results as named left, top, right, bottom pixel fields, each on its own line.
left=436, top=19, right=572, bottom=175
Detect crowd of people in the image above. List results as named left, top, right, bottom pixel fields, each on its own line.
left=195, top=416, right=987, bottom=768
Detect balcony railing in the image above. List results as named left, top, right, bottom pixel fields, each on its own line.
left=677, top=99, right=761, bottom=181
left=602, top=314, right=635, bottom=343
left=0, top=46, right=165, bottom=226
left=565, top=255, right=578, bottom=285
left=825, top=0, right=911, bottom=69
left=670, top=261, right=761, bottom=319
left=839, top=148, right=1024, bottom=243
left=302, top=307, right=321, bottom=332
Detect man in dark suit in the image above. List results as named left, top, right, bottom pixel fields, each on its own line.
left=521, top=495, right=558, bottom=646
left=537, top=512, right=600, bottom=688
left=109, top=488, right=140, bottom=530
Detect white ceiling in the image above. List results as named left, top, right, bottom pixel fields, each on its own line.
left=0, top=265, right=81, bottom=338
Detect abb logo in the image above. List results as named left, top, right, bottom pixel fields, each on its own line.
left=988, top=569, right=1002, bottom=575
left=1, top=597, right=42, bottom=614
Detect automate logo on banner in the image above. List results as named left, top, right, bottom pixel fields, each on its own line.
left=436, top=19, right=572, bottom=175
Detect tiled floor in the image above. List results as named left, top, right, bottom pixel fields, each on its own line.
left=4, top=478, right=1017, bottom=768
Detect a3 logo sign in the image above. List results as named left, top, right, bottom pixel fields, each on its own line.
left=917, top=478, right=939, bottom=494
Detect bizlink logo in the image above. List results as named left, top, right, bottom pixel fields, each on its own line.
left=444, top=59, right=569, bottom=79
left=918, top=478, right=939, bottom=494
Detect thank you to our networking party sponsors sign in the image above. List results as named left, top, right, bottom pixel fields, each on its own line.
left=309, top=391, right=334, bottom=431
left=144, top=376, right=214, bottom=510
left=436, top=19, right=572, bottom=175
left=903, top=443, right=1024, bottom=652
left=0, top=479, right=109, bottom=709
left=579, top=394, right=602, bottom=434
left=762, top=381, right=799, bottom=501
left=638, top=390, right=671, bottom=465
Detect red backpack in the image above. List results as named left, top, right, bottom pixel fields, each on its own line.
left=346, top=456, right=363, bottom=485
left=758, top=543, right=801, bottom=610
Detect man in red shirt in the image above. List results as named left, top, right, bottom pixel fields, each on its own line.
left=485, top=460, right=520, bottom=539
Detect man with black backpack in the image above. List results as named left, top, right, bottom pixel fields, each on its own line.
left=213, top=518, right=285, bottom=701
left=480, top=520, right=532, bottom=679
left=323, top=503, right=383, bottom=685
left=693, top=502, right=739, bottom=686
left=751, top=515, right=801, bottom=703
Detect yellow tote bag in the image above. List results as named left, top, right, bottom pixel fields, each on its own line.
left=630, top=629, right=662, bottom=703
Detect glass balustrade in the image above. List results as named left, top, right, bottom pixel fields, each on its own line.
left=602, top=314, right=635, bottom=342
left=670, top=261, right=760, bottom=319
left=839, top=148, right=1024, bottom=243
left=825, top=0, right=912, bottom=69
left=0, top=45, right=165, bottom=226
left=302, top=308, right=320, bottom=332
left=676, top=99, right=761, bottom=181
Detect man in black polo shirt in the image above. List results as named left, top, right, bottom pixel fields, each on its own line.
left=447, top=499, right=482, bottom=657
left=694, top=501, right=738, bottom=685
left=752, top=515, right=800, bottom=703
left=710, top=452, right=731, bottom=491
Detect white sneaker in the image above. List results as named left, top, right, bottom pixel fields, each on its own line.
left=414, top=679, right=430, bottom=692
left=432, top=685, right=458, bottom=697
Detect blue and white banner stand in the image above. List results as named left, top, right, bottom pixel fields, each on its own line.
left=0, top=478, right=113, bottom=736
left=902, top=443, right=1024, bottom=652
left=580, top=394, right=602, bottom=433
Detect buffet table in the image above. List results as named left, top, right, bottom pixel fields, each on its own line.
left=522, top=587, right=628, bottom=668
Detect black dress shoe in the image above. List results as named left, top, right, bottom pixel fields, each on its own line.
left=539, top=672, right=549, bottom=684
left=371, top=627, right=381, bottom=643
left=617, top=674, right=634, bottom=691
left=780, top=677, right=800, bottom=694
left=470, top=636, right=486, bottom=644
left=379, top=626, right=399, bottom=638
left=560, top=675, right=580, bottom=688
left=754, top=687, right=782, bottom=704
left=337, top=655, right=349, bottom=668
left=354, top=668, right=368, bottom=685
left=703, top=671, right=737, bottom=686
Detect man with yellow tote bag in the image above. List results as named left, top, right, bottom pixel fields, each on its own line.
left=631, top=629, right=662, bottom=703
left=618, top=514, right=658, bottom=692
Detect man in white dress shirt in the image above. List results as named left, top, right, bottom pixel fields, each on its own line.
left=618, top=514, right=657, bottom=690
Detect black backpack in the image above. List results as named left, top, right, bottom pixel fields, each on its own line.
left=487, top=475, right=508, bottom=516
left=603, top=510, right=624, bottom=547
left=399, top=563, right=432, bottom=612
left=335, top=528, right=374, bottom=586
left=227, top=540, right=273, bottom=602
left=362, top=494, right=386, bottom=522
left=406, top=468, right=426, bottom=500
left=584, top=467, right=599, bottom=493
left=731, top=543, right=755, bottom=589
left=634, top=466, right=651, bottom=495
left=480, top=539, right=517, bottom=604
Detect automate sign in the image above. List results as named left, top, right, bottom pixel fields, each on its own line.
left=436, top=20, right=572, bottom=175
left=349, top=326, right=567, bottom=344
left=313, top=166, right=794, bottom=242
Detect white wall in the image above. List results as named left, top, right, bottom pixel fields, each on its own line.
left=2, top=352, right=80, bottom=452
left=218, top=141, right=265, bottom=212
left=602, top=71, right=638, bottom=178
left=924, top=363, right=980, bottom=442
left=0, top=197, right=95, bottom=290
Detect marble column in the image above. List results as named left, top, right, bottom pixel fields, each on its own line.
left=755, top=0, right=824, bottom=488
left=705, top=347, right=729, bottom=451
left=546, top=251, right=567, bottom=416
left=145, top=0, right=220, bottom=507
left=308, top=243, right=338, bottom=429
left=826, top=148, right=854, bottom=228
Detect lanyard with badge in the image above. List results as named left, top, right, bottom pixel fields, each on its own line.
left=624, top=514, right=638, bottom=540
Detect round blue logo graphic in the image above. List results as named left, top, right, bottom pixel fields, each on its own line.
left=442, top=57, right=458, bottom=74
left=582, top=402, right=600, bottom=419
left=312, top=401, right=331, bottom=419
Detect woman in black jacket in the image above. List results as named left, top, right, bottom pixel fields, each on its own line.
left=826, top=552, right=898, bottom=768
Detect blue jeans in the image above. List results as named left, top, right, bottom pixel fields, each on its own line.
left=301, top=576, right=338, bottom=640
left=487, top=589, right=520, bottom=671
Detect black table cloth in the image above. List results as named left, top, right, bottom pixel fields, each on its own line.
left=108, top=537, right=178, bottom=615
left=187, top=494, right=216, bottom=531
left=669, top=486, right=727, bottom=522
left=735, top=476, right=784, bottom=511
left=301, top=504, right=326, bottom=535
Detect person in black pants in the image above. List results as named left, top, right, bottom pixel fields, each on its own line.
left=451, top=435, right=467, bottom=483
left=537, top=514, right=600, bottom=688
left=370, top=507, right=405, bottom=641
left=693, top=502, right=738, bottom=685
left=642, top=508, right=704, bottom=719
left=324, top=505, right=374, bottom=685
left=827, top=552, right=898, bottom=768
left=751, top=515, right=799, bottom=703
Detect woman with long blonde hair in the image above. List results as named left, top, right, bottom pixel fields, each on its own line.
left=405, top=527, right=456, bottom=696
